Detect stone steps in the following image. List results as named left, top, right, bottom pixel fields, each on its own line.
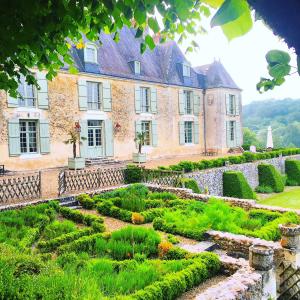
left=85, top=157, right=123, bottom=166
left=179, top=241, right=219, bottom=253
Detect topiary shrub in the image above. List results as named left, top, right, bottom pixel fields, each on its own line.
left=124, top=164, right=143, bottom=183
left=257, top=164, right=284, bottom=193
left=76, top=194, right=94, bottom=209
left=177, top=178, right=201, bottom=193
left=285, top=159, right=300, bottom=186
left=223, top=171, right=256, bottom=199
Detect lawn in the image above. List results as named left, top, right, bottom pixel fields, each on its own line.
left=258, top=187, right=300, bottom=209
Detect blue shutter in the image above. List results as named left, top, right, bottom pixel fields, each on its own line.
left=151, top=120, right=158, bottom=146
left=135, top=86, right=141, bottom=114
left=135, top=120, right=142, bottom=135
left=105, top=119, right=114, bottom=156
left=103, top=81, right=112, bottom=112
left=8, top=119, right=21, bottom=156
left=226, top=121, right=235, bottom=148
left=150, top=88, right=157, bottom=113
left=235, top=95, right=240, bottom=116
left=39, top=120, right=50, bottom=154
left=79, top=120, right=88, bottom=158
left=7, top=93, right=18, bottom=108
left=78, top=79, right=87, bottom=111
left=179, top=121, right=185, bottom=145
left=236, top=121, right=242, bottom=146
left=193, top=92, right=200, bottom=115
left=194, top=120, right=199, bottom=144
left=37, top=72, right=49, bottom=109
left=178, top=90, right=185, bottom=114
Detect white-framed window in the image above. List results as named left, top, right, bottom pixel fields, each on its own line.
left=229, top=120, right=235, bottom=141
left=18, top=75, right=36, bottom=107
left=87, top=120, right=103, bottom=147
left=141, top=121, right=151, bottom=146
left=84, top=43, right=97, bottom=63
left=87, top=81, right=101, bottom=110
left=183, top=63, right=191, bottom=77
left=184, top=90, right=193, bottom=114
left=141, top=87, right=150, bottom=113
left=229, top=94, right=236, bottom=115
left=134, top=61, right=141, bottom=75
left=19, top=120, right=38, bottom=153
left=184, top=121, right=193, bottom=144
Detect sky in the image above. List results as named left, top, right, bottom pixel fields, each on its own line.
left=181, top=20, right=300, bottom=105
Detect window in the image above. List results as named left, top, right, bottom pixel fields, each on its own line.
left=134, top=61, right=141, bottom=75
left=183, top=63, right=191, bottom=77
left=84, top=43, right=97, bottom=63
left=184, top=91, right=193, bottom=114
left=88, top=120, right=102, bottom=147
left=87, top=82, right=101, bottom=110
left=18, top=75, right=36, bottom=107
left=141, top=87, right=150, bottom=113
left=229, top=95, right=236, bottom=115
left=19, top=120, right=38, bottom=153
left=229, top=121, right=235, bottom=141
left=141, top=121, right=151, bottom=146
left=184, top=121, right=193, bottom=143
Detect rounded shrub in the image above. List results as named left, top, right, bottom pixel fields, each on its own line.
left=222, top=171, right=256, bottom=199
left=124, top=164, right=143, bottom=183
left=177, top=178, right=201, bottom=193
left=285, top=159, right=300, bottom=186
left=257, top=164, right=284, bottom=193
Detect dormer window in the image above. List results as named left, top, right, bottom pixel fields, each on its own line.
left=84, top=43, right=97, bottom=63
left=134, top=61, right=141, bottom=75
left=182, top=63, right=191, bottom=77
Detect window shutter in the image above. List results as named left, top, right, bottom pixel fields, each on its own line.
left=8, top=119, right=21, bottom=156
left=225, top=94, right=230, bottom=115
left=79, top=120, right=88, bottom=158
left=135, top=86, right=141, bottom=114
left=151, top=120, right=158, bottom=146
left=193, top=92, right=200, bottom=115
left=103, top=81, right=112, bottom=112
left=178, top=90, right=185, bottom=115
left=39, top=120, right=50, bottom=154
left=179, top=121, right=185, bottom=145
left=226, top=121, right=234, bottom=148
left=235, top=95, right=240, bottom=116
left=104, top=119, right=114, bottom=157
left=37, top=72, right=49, bottom=109
left=135, top=120, right=142, bottom=135
left=236, top=121, right=242, bottom=146
left=78, top=79, right=87, bottom=111
left=7, top=93, right=18, bottom=108
left=150, top=88, right=157, bottom=113
left=193, top=120, right=199, bottom=144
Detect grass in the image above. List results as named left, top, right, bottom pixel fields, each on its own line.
left=258, top=187, right=300, bottom=209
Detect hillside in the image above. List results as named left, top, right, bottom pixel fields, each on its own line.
left=243, top=98, right=300, bottom=148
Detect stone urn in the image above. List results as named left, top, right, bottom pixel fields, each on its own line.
left=249, top=244, right=274, bottom=271
left=68, top=157, right=85, bottom=170
left=132, top=153, right=146, bottom=163
left=279, top=224, right=300, bottom=249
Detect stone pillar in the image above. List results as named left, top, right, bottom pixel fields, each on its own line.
left=40, top=169, right=61, bottom=199
left=249, top=244, right=276, bottom=300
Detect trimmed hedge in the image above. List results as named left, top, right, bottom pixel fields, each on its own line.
left=76, top=194, right=94, bottom=209
left=177, top=178, right=201, bottom=193
left=223, top=171, right=256, bottom=199
left=257, top=164, right=284, bottom=193
left=124, top=165, right=143, bottom=183
left=285, top=159, right=300, bottom=186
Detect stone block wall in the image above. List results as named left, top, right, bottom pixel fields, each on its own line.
left=187, top=154, right=300, bottom=196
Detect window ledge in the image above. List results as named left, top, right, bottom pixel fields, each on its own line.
left=20, top=153, right=42, bottom=160
left=16, top=107, right=40, bottom=112
left=184, top=143, right=195, bottom=147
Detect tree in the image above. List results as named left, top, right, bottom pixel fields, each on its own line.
left=243, top=127, right=261, bottom=147
left=0, top=0, right=298, bottom=97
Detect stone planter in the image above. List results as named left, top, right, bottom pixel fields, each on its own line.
left=132, top=153, right=146, bottom=163
left=249, top=244, right=274, bottom=271
left=68, top=157, right=85, bottom=170
left=279, top=224, right=300, bottom=249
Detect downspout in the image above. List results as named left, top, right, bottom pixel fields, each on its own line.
left=202, top=89, right=207, bottom=154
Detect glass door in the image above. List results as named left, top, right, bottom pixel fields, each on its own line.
left=87, top=120, right=103, bottom=158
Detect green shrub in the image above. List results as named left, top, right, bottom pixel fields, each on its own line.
left=223, top=171, right=256, bottom=199
left=177, top=161, right=195, bottom=173
left=148, top=192, right=177, bottom=201
left=141, top=208, right=165, bottom=223
left=97, top=201, right=132, bottom=222
left=124, top=165, right=143, bottom=183
left=177, top=178, right=201, bottom=193
left=167, top=234, right=179, bottom=244
left=257, top=164, right=284, bottom=193
left=76, top=194, right=95, bottom=209
left=121, top=195, right=146, bottom=212
left=43, top=220, right=77, bottom=240
left=255, top=186, right=274, bottom=193
left=285, top=159, right=300, bottom=186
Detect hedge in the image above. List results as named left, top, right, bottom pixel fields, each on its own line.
left=285, top=159, right=300, bottom=186
left=124, top=164, right=143, bottom=183
left=223, top=171, right=256, bottom=199
left=177, top=178, right=201, bottom=193
left=257, top=164, right=284, bottom=193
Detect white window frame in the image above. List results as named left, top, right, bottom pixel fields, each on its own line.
left=183, top=63, right=191, bottom=77
left=184, top=121, right=193, bottom=144
left=134, top=61, right=141, bottom=75
left=87, top=120, right=103, bottom=147
left=19, top=120, right=39, bottom=154
left=84, top=43, right=97, bottom=63
left=184, top=90, right=193, bottom=114
left=140, top=87, right=150, bottom=113
left=229, top=94, right=236, bottom=115
left=229, top=120, right=236, bottom=141
left=87, top=81, right=102, bottom=110
left=141, top=121, right=151, bottom=146
left=18, top=75, right=36, bottom=108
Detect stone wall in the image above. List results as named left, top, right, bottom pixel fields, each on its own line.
left=187, top=154, right=300, bottom=196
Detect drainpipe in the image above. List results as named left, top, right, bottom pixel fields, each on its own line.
left=202, top=89, right=207, bottom=154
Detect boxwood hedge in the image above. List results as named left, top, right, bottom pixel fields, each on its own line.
left=257, top=164, right=284, bottom=193
left=285, top=159, right=300, bottom=186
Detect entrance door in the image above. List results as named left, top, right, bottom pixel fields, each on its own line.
left=87, top=120, right=103, bottom=158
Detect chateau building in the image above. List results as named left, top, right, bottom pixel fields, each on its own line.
left=0, top=27, right=242, bottom=171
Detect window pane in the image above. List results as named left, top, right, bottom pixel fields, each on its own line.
left=88, top=129, right=94, bottom=146
left=230, top=121, right=235, bottom=141
left=141, top=88, right=150, bottom=113
left=87, top=82, right=100, bottom=110
left=86, top=47, right=96, bottom=62
left=184, top=91, right=192, bottom=114
left=184, top=121, right=193, bottom=143
left=19, top=120, right=37, bottom=153
left=95, top=129, right=102, bottom=146
left=141, top=121, right=151, bottom=145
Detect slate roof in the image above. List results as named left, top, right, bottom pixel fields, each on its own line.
left=70, top=26, right=239, bottom=90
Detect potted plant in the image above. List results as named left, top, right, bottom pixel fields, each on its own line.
left=133, top=132, right=147, bottom=163
left=64, top=129, right=86, bottom=169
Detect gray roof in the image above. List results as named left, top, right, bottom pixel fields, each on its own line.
left=70, top=27, right=239, bottom=90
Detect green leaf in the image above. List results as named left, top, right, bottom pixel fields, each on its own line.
left=266, top=50, right=291, bottom=65
left=211, top=0, right=249, bottom=27
left=201, top=0, right=224, bottom=9
left=135, top=28, right=143, bottom=38
left=297, top=55, right=300, bottom=76
left=268, top=64, right=291, bottom=78
left=145, top=35, right=155, bottom=50
left=140, top=43, right=146, bottom=54
left=148, top=17, right=160, bottom=33
left=69, top=65, right=78, bottom=74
